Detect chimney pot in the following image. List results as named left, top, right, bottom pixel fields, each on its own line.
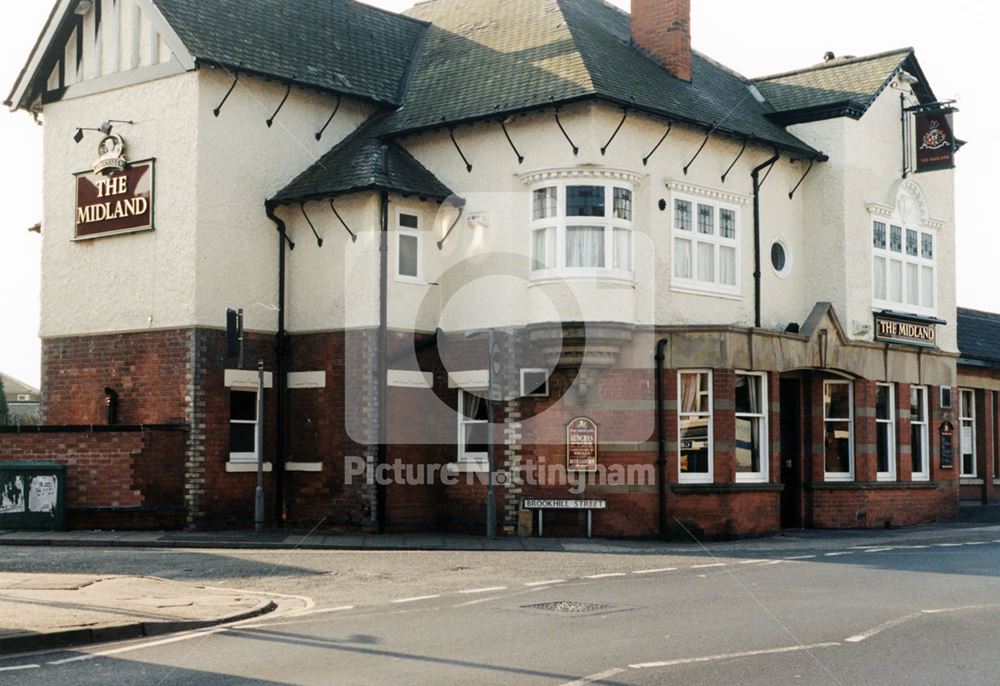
left=631, top=0, right=692, bottom=82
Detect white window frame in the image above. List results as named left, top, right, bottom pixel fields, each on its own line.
left=911, top=385, right=930, bottom=482
left=871, top=217, right=937, bottom=316
left=395, top=208, right=424, bottom=283
left=678, top=370, right=714, bottom=484
left=960, top=388, right=977, bottom=478
left=16, top=394, right=32, bottom=402
left=520, top=369, right=549, bottom=398
left=735, top=371, right=768, bottom=484
left=229, top=387, right=259, bottom=464
left=876, top=383, right=896, bottom=482
left=671, top=192, right=741, bottom=297
left=528, top=180, right=634, bottom=279
left=823, top=380, right=855, bottom=482
left=457, top=388, right=488, bottom=466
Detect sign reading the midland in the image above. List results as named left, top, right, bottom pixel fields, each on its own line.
left=566, top=417, right=598, bottom=472
left=874, top=313, right=938, bottom=347
left=75, top=162, right=154, bottom=239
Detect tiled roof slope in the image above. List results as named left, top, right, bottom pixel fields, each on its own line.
left=271, top=118, right=455, bottom=204
left=754, top=49, right=915, bottom=120
left=154, top=0, right=427, bottom=105
left=0, top=373, right=40, bottom=401
left=957, top=308, right=1000, bottom=367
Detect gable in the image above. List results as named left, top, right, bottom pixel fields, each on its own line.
left=8, top=0, right=194, bottom=111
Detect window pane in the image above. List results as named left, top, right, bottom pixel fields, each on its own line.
left=873, top=221, right=886, bottom=250
left=674, top=238, right=692, bottom=279
left=921, top=266, right=934, bottom=308
left=679, top=417, right=710, bottom=474
left=231, top=391, right=257, bottom=422
left=566, top=226, right=605, bottom=268
left=906, top=263, right=919, bottom=306
left=230, top=423, right=255, bottom=454
left=399, top=213, right=419, bottom=229
left=464, top=423, right=488, bottom=456
left=735, top=375, right=761, bottom=415
left=889, top=260, right=902, bottom=302
left=735, top=416, right=761, bottom=473
left=922, top=233, right=934, bottom=259
left=675, top=200, right=692, bottom=231
left=613, top=228, right=631, bottom=270
left=719, top=246, right=736, bottom=286
left=876, top=385, right=891, bottom=420
left=877, top=423, right=891, bottom=474
left=697, top=204, right=715, bottom=235
left=906, top=229, right=919, bottom=256
left=873, top=256, right=886, bottom=301
left=824, top=384, right=850, bottom=420
left=962, top=432, right=975, bottom=476
left=911, top=424, right=925, bottom=475
left=771, top=242, right=786, bottom=273
left=680, top=372, right=710, bottom=414
left=697, top=242, right=715, bottom=282
left=566, top=186, right=605, bottom=217
left=532, top=228, right=553, bottom=271
left=890, top=225, right=902, bottom=253
left=613, top=187, right=632, bottom=221
left=533, top=187, right=557, bottom=220
left=720, top=209, right=736, bottom=239
left=910, top=387, right=925, bottom=421
left=461, top=392, right=488, bottom=421
left=824, top=421, right=851, bottom=473
left=398, top=234, right=419, bottom=277
left=961, top=390, right=973, bottom=417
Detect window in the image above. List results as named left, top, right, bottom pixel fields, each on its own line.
left=678, top=371, right=713, bottom=483
left=16, top=394, right=32, bottom=402
left=396, top=211, right=422, bottom=281
left=530, top=182, right=633, bottom=276
left=940, top=386, right=952, bottom=409
left=872, top=219, right=936, bottom=314
left=823, top=381, right=854, bottom=480
left=960, top=389, right=977, bottom=478
left=229, top=390, right=258, bottom=463
left=876, top=384, right=896, bottom=481
left=458, top=389, right=489, bottom=465
left=520, top=369, right=549, bottom=398
left=672, top=195, right=739, bottom=295
left=735, top=373, right=767, bottom=482
left=911, top=386, right=929, bottom=481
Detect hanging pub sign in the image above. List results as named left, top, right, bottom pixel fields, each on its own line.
left=873, top=312, right=939, bottom=348
left=566, top=417, right=598, bottom=473
left=914, top=108, right=956, bottom=173
left=74, top=134, right=154, bottom=240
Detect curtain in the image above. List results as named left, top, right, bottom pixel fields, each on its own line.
left=533, top=228, right=552, bottom=271
left=873, top=256, right=886, bottom=300
left=889, top=260, right=902, bottom=302
left=906, top=263, right=919, bottom=306
left=566, top=226, right=605, bottom=268
left=719, top=246, right=736, bottom=286
left=697, top=243, right=715, bottom=282
left=613, top=228, right=631, bottom=270
left=921, top=266, right=934, bottom=308
left=674, top=238, right=692, bottom=279
left=681, top=373, right=701, bottom=414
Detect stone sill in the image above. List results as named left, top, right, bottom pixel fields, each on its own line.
left=805, top=480, right=945, bottom=491
left=961, top=478, right=985, bottom=486
left=285, top=462, right=323, bottom=473
left=226, top=462, right=273, bottom=473
left=671, top=483, right=784, bottom=495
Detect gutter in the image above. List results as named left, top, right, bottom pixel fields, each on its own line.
left=265, top=202, right=289, bottom=527
left=751, top=151, right=781, bottom=329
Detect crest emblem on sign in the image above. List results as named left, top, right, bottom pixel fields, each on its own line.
left=93, top=134, right=127, bottom=175
left=919, top=121, right=949, bottom=151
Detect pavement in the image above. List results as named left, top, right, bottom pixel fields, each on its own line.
left=0, top=573, right=276, bottom=655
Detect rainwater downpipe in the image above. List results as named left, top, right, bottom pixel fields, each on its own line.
left=376, top=146, right=390, bottom=535
left=265, top=202, right=289, bottom=527
left=751, top=151, right=780, bottom=328
left=655, top=338, right=669, bottom=540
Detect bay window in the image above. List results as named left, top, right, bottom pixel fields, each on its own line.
left=872, top=218, right=936, bottom=314
left=529, top=180, right=633, bottom=277
left=824, top=381, right=854, bottom=481
left=876, top=383, right=896, bottom=481
left=679, top=371, right=713, bottom=483
left=672, top=194, right=740, bottom=295
left=910, top=386, right=929, bottom=481
left=735, top=373, right=767, bottom=482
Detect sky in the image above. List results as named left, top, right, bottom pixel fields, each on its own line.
left=1, top=0, right=997, bottom=389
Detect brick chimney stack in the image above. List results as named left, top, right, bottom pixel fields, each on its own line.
left=631, top=0, right=692, bottom=82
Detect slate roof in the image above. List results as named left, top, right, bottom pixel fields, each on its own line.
left=154, top=0, right=427, bottom=106
left=754, top=48, right=935, bottom=124
left=0, top=373, right=40, bottom=402
left=957, top=308, right=1000, bottom=368
left=271, top=118, right=455, bottom=204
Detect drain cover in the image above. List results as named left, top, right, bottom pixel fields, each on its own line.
left=520, top=601, right=616, bottom=615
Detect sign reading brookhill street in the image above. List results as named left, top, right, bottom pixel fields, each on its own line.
left=874, top=313, right=938, bottom=348
left=566, top=417, right=598, bottom=473
left=914, top=108, right=956, bottom=173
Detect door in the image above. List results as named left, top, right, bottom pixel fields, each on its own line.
left=780, top=379, right=803, bottom=529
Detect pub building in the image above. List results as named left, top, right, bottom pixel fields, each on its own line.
left=1, top=0, right=977, bottom=538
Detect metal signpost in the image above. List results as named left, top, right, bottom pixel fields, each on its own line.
left=255, top=359, right=265, bottom=534
left=486, top=328, right=498, bottom=540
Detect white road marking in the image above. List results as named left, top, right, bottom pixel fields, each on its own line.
left=691, top=563, right=726, bottom=569
left=922, top=603, right=1000, bottom=615
left=47, top=628, right=224, bottom=665
left=459, top=586, right=507, bottom=594
left=633, top=567, right=677, bottom=574
left=525, top=580, right=565, bottom=587
left=285, top=605, right=355, bottom=617
left=862, top=547, right=894, bottom=553
left=824, top=552, right=850, bottom=557
left=584, top=573, right=627, bottom=579
left=0, top=664, right=39, bottom=672
left=629, top=642, right=841, bottom=669
left=845, top=612, right=922, bottom=643
left=965, top=541, right=989, bottom=545
left=739, top=559, right=767, bottom=564
left=560, top=667, right=626, bottom=685
left=390, top=594, right=441, bottom=604
left=784, top=555, right=816, bottom=560
left=934, top=543, right=963, bottom=547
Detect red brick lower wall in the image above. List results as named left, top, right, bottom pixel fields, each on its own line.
left=806, top=484, right=958, bottom=529
left=0, top=428, right=186, bottom=529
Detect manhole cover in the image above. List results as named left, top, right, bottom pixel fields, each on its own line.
left=520, top=601, right=616, bottom=615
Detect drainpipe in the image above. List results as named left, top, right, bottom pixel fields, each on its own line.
left=655, top=338, right=669, bottom=540
left=266, top=202, right=288, bottom=527
left=376, top=146, right=390, bottom=535
left=751, top=151, right=780, bottom=329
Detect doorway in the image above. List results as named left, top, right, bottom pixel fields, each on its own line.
left=780, top=378, right=803, bottom=529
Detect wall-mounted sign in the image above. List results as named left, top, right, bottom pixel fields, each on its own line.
left=939, top=420, right=954, bottom=469
left=874, top=313, right=938, bottom=348
left=74, top=160, right=154, bottom=239
left=566, top=417, right=598, bottom=473
left=915, top=108, right=956, bottom=173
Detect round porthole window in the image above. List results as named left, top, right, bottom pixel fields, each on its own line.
left=770, top=240, right=791, bottom=277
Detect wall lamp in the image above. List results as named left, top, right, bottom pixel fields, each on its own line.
left=73, top=119, right=134, bottom=143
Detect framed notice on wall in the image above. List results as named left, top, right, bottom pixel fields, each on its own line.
left=74, top=159, right=155, bottom=240
left=566, top=417, right=598, bottom=473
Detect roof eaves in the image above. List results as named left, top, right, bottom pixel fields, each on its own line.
left=6, top=0, right=74, bottom=110
left=766, top=100, right=868, bottom=126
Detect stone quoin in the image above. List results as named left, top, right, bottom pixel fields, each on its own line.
left=3, top=0, right=988, bottom=537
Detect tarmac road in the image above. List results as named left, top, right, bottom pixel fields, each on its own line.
left=1, top=525, right=999, bottom=684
